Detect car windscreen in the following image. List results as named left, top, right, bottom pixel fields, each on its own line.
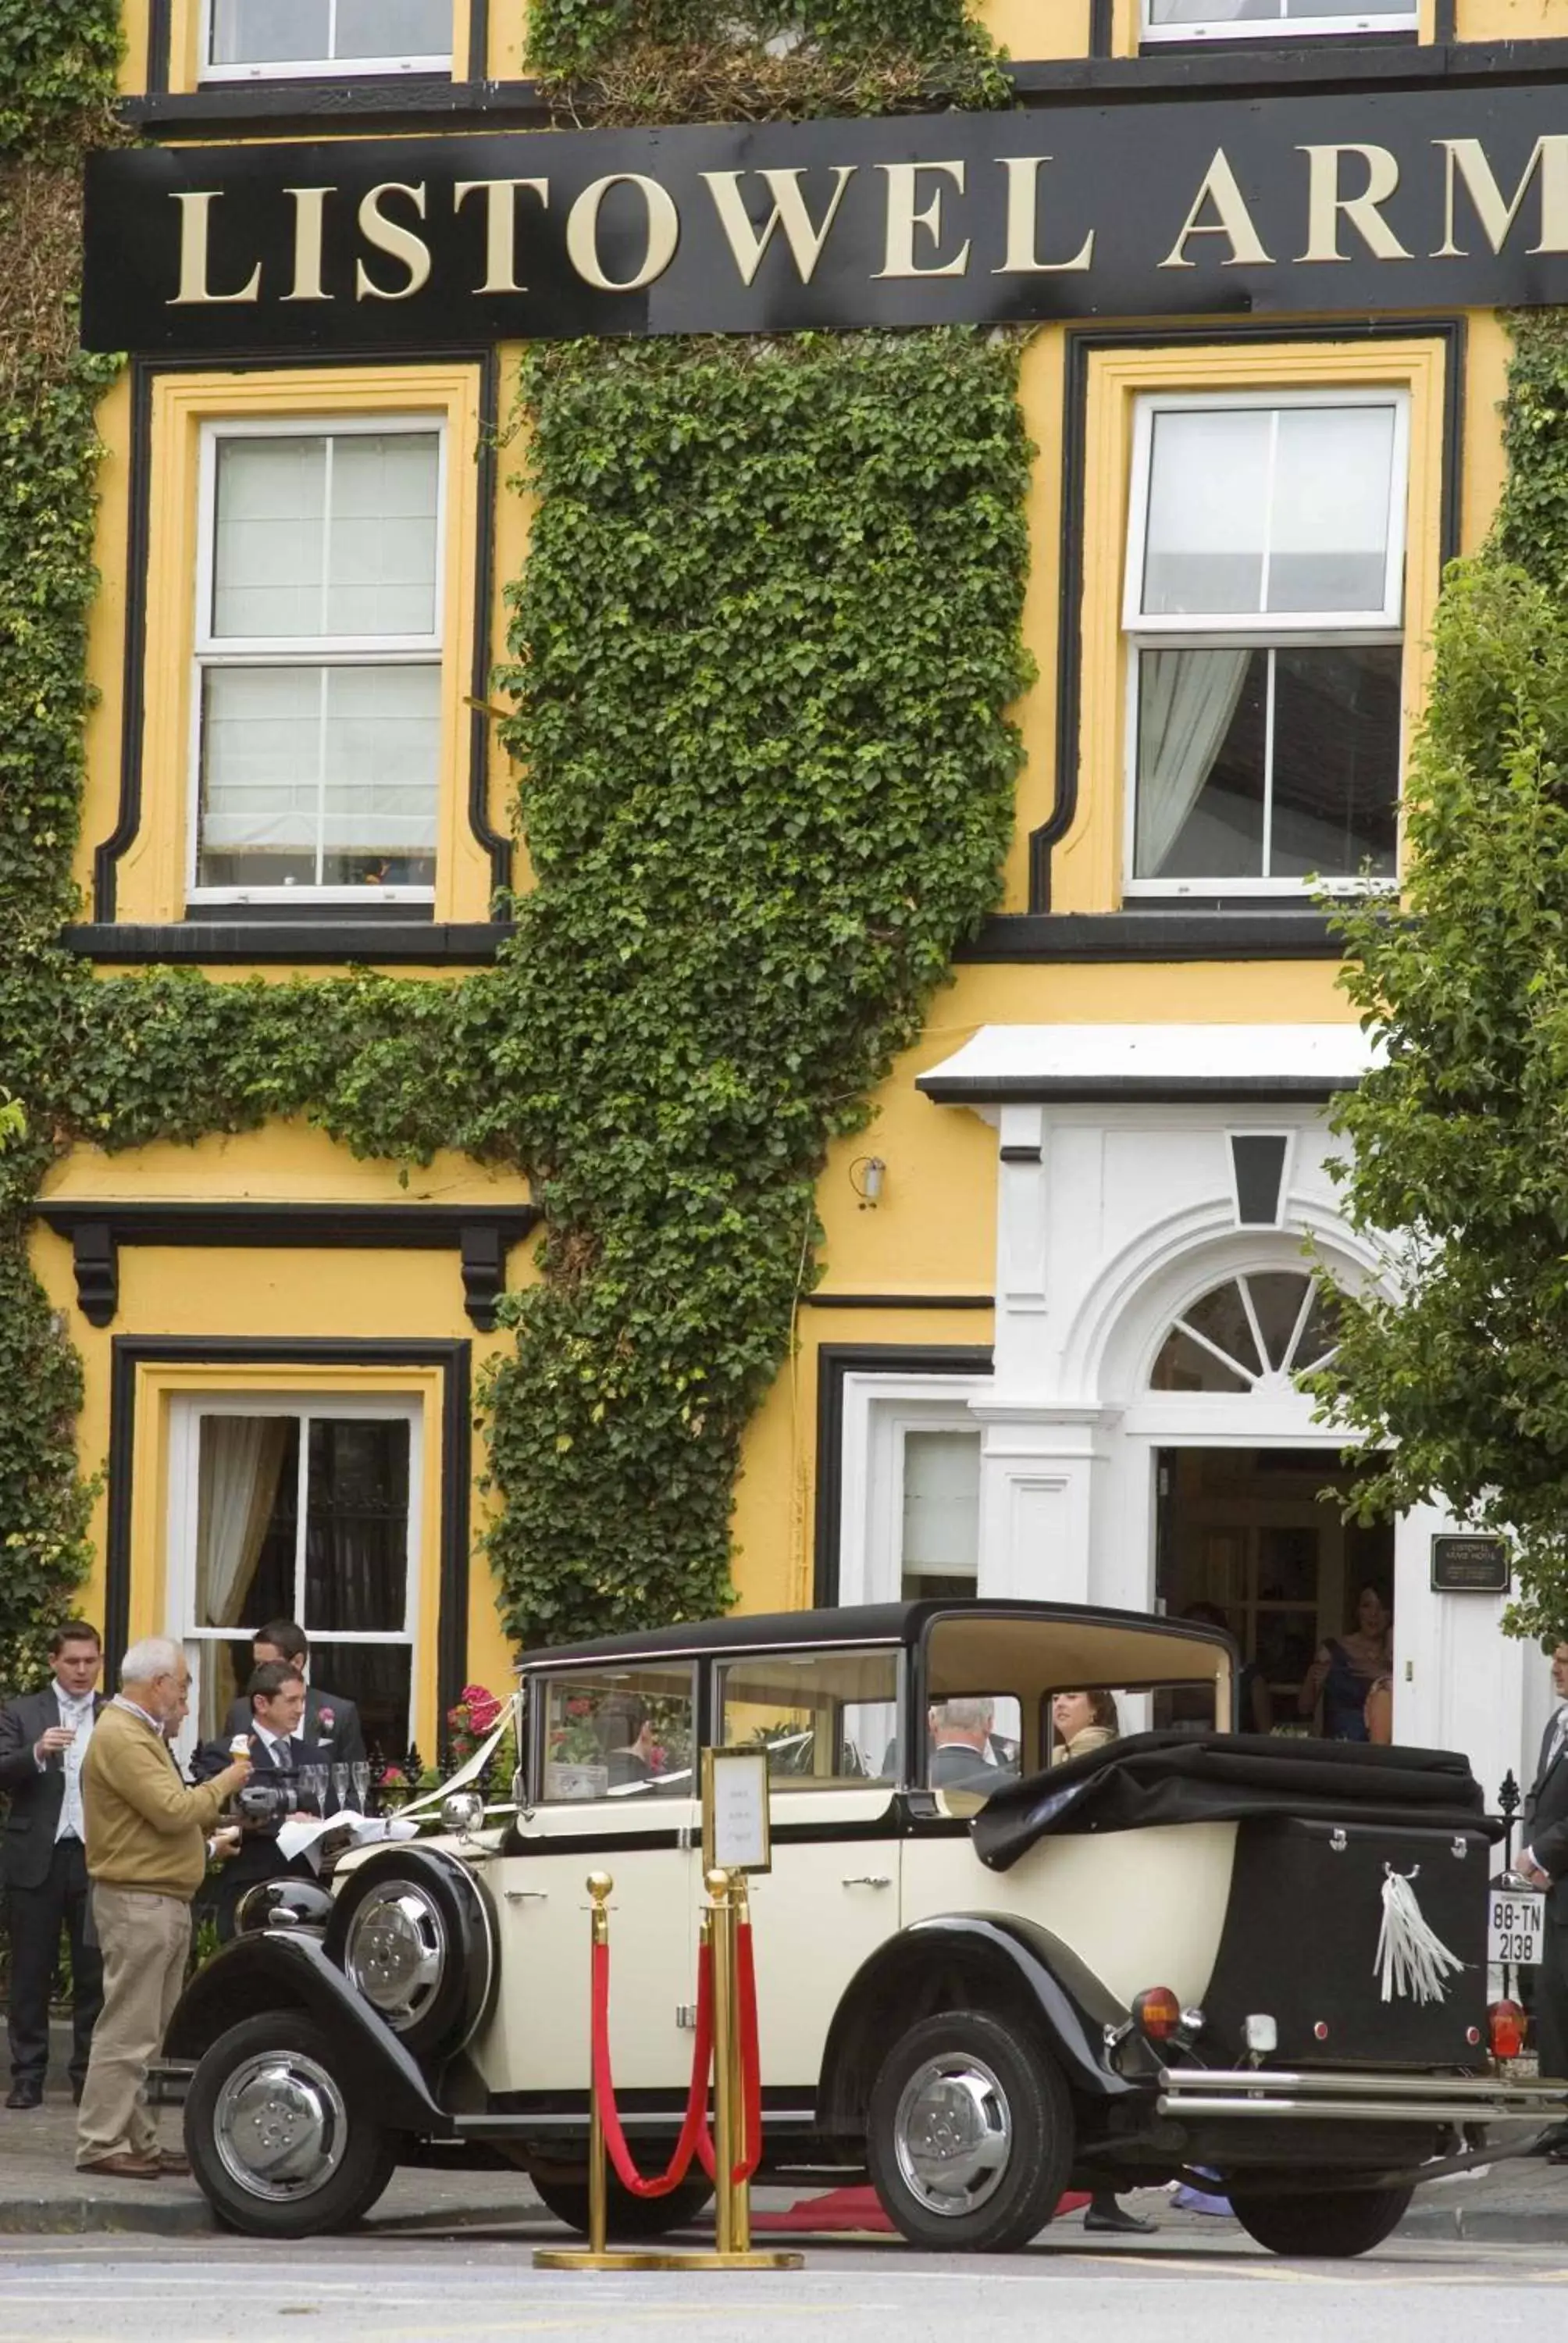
left=534, top=1663, right=697, bottom=1801
left=715, top=1646, right=901, bottom=1789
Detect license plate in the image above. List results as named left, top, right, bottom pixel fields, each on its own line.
left=1489, top=1888, right=1545, bottom=1967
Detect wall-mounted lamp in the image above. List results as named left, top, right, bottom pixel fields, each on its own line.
left=849, top=1155, right=886, bottom=1210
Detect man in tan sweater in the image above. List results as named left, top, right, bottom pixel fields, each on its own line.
left=76, top=1637, right=249, bottom=2178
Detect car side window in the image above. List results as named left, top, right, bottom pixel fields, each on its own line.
left=715, top=1647, right=901, bottom=1791
left=534, top=1665, right=697, bottom=1801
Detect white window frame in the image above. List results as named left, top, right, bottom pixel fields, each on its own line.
left=1142, top=2, right=1417, bottom=41
left=1122, top=386, right=1409, bottom=900
left=188, top=413, right=448, bottom=908
left=836, top=1371, right=988, bottom=1608
left=166, top=1390, right=422, bottom=1761
left=198, top=0, right=453, bottom=80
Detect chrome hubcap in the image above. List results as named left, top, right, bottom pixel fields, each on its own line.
left=893, top=2052, right=1013, bottom=2217
left=212, top=2052, right=349, bottom=2202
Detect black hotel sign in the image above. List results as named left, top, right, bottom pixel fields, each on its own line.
left=82, top=87, right=1568, bottom=353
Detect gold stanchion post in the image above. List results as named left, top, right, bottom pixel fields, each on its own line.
left=532, top=1866, right=800, bottom=2272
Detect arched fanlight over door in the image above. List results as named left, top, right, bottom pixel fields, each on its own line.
left=1149, top=1272, right=1340, bottom=1394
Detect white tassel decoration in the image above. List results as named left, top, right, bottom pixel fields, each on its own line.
left=1374, top=1864, right=1466, bottom=2005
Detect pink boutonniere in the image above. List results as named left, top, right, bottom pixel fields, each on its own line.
left=317, top=1706, right=336, bottom=1735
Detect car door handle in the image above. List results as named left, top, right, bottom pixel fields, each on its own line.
left=841, top=1874, right=892, bottom=1888
left=504, top=1889, right=549, bottom=1903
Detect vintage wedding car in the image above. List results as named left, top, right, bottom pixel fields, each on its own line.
left=166, top=1599, right=1566, bottom=2252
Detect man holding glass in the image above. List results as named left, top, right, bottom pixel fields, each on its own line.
left=193, top=1660, right=325, bottom=1939
left=0, top=1623, right=106, bottom=2108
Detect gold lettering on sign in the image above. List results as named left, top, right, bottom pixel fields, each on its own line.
left=699, top=166, right=855, bottom=287
left=874, top=162, right=971, bottom=280
left=169, top=191, right=262, bottom=305
left=992, top=157, right=1094, bottom=274
left=565, top=174, right=680, bottom=292
left=1433, top=137, right=1568, bottom=258
left=1159, top=149, right=1274, bottom=269
left=282, top=186, right=333, bottom=303
left=356, top=183, right=433, bottom=301
left=1297, top=144, right=1413, bottom=262
left=453, top=177, right=551, bottom=294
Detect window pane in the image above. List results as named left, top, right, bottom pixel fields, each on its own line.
left=1268, top=406, right=1397, bottom=615
left=212, top=0, right=328, bottom=64
left=198, top=663, right=439, bottom=890
left=1149, top=2, right=1284, bottom=18
left=300, top=1418, right=410, bottom=1633
left=1184, top=1279, right=1263, bottom=1377
left=1142, top=410, right=1270, bottom=615
left=1268, top=644, right=1401, bottom=878
left=1135, top=647, right=1267, bottom=880
left=212, top=0, right=451, bottom=62
left=325, top=433, right=440, bottom=637
left=718, top=1649, right=900, bottom=1789
left=337, top=0, right=452, bottom=55
left=1293, top=1281, right=1343, bottom=1372
left=1147, top=0, right=1413, bottom=19
left=212, top=437, right=326, bottom=637
left=539, top=1667, right=697, bottom=1802
left=928, top=1692, right=1021, bottom=1802
left=194, top=1415, right=299, bottom=1631
left=1243, top=1273, right=1313, bottom=1372
left=306, top=1642, right=414, bottom=1763
left=1150, top=1326, right=1253, bottom=1393
left=901, top=1430, right=980, bottom=1596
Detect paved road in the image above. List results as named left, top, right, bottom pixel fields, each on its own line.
left=4, top=2231, right=1568, bottom=2342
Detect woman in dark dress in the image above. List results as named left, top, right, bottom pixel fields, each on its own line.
left=1299, top=1584, right=1393, bottom=1742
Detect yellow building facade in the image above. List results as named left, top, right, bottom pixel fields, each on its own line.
left=37, top=0, right=1568, bottom=1787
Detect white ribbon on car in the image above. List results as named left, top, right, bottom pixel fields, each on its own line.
left=1375, top=1863, right=1466, bottom=2004
left=394, top=1706, right=516, bottom=1825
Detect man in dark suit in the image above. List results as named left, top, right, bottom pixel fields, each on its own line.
left=196, top=1660, right=323, bottom=1940
left=1520, top=1638, right=1568, bottom=2150
left=221, top=1619, right=365, bottom=1771
left=0, top=1623, right=106, bottom=2107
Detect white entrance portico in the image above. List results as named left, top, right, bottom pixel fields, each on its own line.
left=916, top=1023, right=1537, bottom=1807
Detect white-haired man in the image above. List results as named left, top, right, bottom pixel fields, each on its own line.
left=75, top=1637, right=248, bottom=2179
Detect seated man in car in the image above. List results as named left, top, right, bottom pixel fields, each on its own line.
left=594, top=1693, right=657, bottom=1786
left=928, top=1696, right=1005, bottom=1793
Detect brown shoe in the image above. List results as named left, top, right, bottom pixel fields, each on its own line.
left=157, top=2150, right=191, bottom=2176
left=77, top=2152, right=162, bottom=2180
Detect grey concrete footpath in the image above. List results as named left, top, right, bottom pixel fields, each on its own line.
left=0, top=2067, right=1563, bottom=2243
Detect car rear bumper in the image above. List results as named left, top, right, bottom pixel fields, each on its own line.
left=1156, top=2065, right=1568, bottom=2127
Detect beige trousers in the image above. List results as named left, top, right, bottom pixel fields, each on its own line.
left=75, top=1885, right=191, bottom=2165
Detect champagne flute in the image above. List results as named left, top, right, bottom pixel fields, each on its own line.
left=332, top=1762, right=350, bottom=1815
left=351, top=1760, right=369, bottom=1813
left=301, top=1764, right=326, bottom=1817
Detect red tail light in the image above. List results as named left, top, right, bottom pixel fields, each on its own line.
left=1489, top=1999, right=1527, bottom=2059
left=1132, top=1986, right=1182, bottom=2042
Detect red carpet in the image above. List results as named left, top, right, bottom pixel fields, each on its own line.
left=750, top=2184, right=1094, bottom=2234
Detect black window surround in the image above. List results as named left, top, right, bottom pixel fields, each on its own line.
left=812, top=1344, right=992, bottom=1609
left=91, top=351, right=511, bottom=939
left=1017, top=316, right=1463, bottom=954
left=103, top=1334, right=474, bottom=1731
left=145, top=0, right=490, bottom=95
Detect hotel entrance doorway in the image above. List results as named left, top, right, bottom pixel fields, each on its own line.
left=1154, top=1447, right=1393, bottom=1734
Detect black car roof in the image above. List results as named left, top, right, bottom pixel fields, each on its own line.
left=515, top=1598, right=1233, bottom=1673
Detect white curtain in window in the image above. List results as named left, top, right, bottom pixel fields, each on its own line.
left=196, top=1416, right=291, bottom=1629
left=1135, top=647, right=1250, bottom=876
left=901, top=1430, right=981, bottom=1578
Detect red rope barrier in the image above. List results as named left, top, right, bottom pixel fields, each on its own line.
left=590, top=1934, right=713, bottom=2198
left=735, top=1918, right=763, bottom=2184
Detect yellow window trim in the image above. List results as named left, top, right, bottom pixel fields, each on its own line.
left=128, top=1360, right=447, bottom=1757
left=125, top=362, right=492, bottom=928
left=1056, top=334, right=1448, bottom=918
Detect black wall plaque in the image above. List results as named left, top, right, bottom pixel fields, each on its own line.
left=1431, top=1535, right=1512, bottom=1593
left=80, top=91, right=1568, bottom=354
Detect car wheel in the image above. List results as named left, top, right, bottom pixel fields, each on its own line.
left=1228, top=2182, right=1413, bottom=2258
left=867, top=2009, right=1074, bottom=2252
left=184, top=2011, right=398, bottom=2239
left=531, top=2172, right=714, bottom=2239
left=325, top=1847, right=496, bottom=2059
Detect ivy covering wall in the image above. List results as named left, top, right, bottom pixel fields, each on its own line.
left=0, top=0, right=1029, bottom=1672
left=0, top=2, right=123, bottom=1686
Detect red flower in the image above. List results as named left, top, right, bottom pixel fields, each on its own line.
left=458, top=1682, right=502, bottom=1734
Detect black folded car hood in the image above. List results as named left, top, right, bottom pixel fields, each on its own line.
left=971, top=1731, right=1499, bottom=1873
